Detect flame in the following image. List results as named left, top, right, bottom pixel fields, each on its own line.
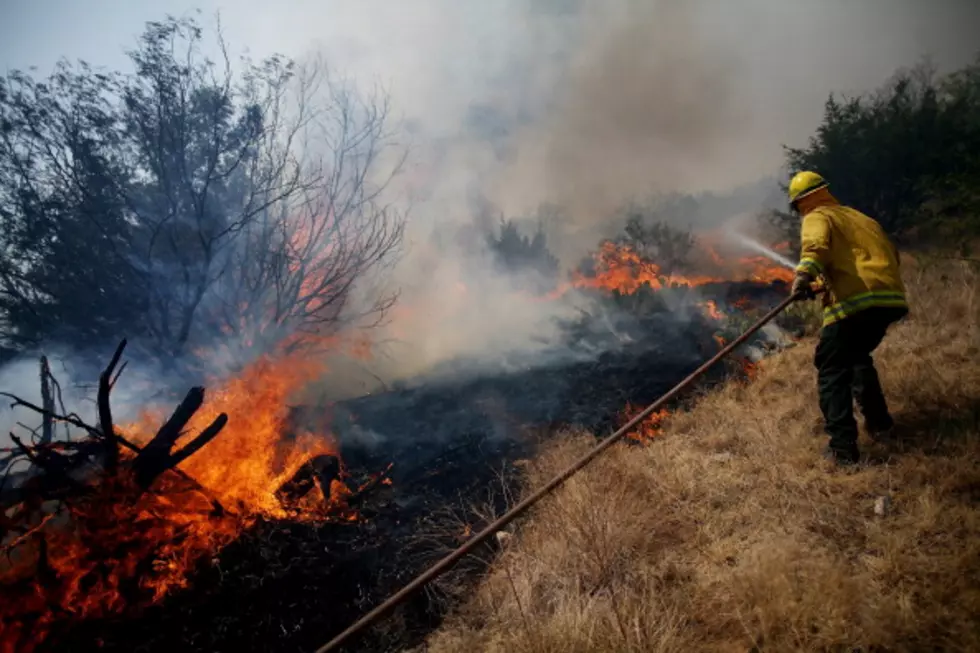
left=733, top=255, right=795, bottom=284
left=0, top=220, right=789, bottom=649
left=550, top=237, right=795, bottom=300
left=739, top=357, right=759, bottom=381
left=699, top=300, right=725, bottom=321
left=622, top=403, right=670, bottom=444
left=565, top=241, right=724, bottom=296
left=1, top=473, right=240, bottom=653
left=0, top=337, right=364, bottom=652
left=732, top=296, right=754, bottom=311
left=124, top=346, right=342, bottom=517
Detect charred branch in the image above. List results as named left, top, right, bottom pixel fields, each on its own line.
left=138, top=387, right=206, bottom=460
left=109, top=361, right=128, bottom=390
left=1, top=387, right=231, bottom=514
left=132, top=386, right=229, bottom=489
left=0, top=512, right=55, bottom=556
left=7, top=433, right=87, bottom=500
left=98, top=339, right=127, bottom=472
left=348, top=462, right=394, bottom=508
left=39, top=356, right=53, bottom=446
left=0, top=392, right=105, bottom=440
left=167, top=413, right=228, bottom=468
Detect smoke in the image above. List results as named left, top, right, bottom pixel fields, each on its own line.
left=303, top=0, right=980, bottom=387
left=480, top=2, right=746, bottom=231
left=3, top=0, right=979, bottom=396
left=0, top=348, right=174, bottom=463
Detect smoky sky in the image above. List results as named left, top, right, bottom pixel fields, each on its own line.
left=1, top=0, right=979, bottom=385
left=3, top=0, right=978, bottom=230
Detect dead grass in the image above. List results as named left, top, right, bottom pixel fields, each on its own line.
left=422, top=258, right=980, bottom=653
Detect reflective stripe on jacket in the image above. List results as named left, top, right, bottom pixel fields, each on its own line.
left=796, top=203, right=908, bottom=327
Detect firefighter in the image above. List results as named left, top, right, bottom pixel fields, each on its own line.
left=788, top=171, right=909, bottom=466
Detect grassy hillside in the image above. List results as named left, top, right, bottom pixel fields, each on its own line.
left=421, top=257, right=980, bottom=652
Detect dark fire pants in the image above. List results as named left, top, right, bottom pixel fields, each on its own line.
left=814, top=306, right=908, bottom=456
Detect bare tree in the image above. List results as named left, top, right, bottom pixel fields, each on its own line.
left=119, top=18, right=331, bottom=359
left=203, top=60, right=406, bottom=360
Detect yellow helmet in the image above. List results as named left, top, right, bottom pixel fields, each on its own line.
left=787, top=171, right=828, bottom=206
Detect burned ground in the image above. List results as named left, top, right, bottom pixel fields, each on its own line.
left=25, top=281, right=793, bottom=653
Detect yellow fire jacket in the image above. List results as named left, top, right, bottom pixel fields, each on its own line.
left=795, top=203, right=908, bottom=327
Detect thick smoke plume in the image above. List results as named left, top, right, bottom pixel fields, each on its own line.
left=335, top=0, right=980, bottom=385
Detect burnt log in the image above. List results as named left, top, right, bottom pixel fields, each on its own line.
left=276, top=454, right=341, bottom=507
left=131, top=386, right=229, bottom=489
left=97, top=339, right=127, bottom=472
left=40, top=356, right=54, bottom=446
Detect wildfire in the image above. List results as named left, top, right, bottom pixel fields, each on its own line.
left=739, top=357, right=759, bottom=381
left=565, top=242, right=724, bottom=296
left=0, top=337, right=363, bottom=653
left=553, top=237, right=794, bottom=299
left=732, top=296, right=754, bottom=310
left=734, top=255, right=795, bottom=284
left=0, top=221, right=788, bottom=650
left=699, top=300, right=725, bottom=321
left=123, top=347, right=341, bottom=517
left=622, top=404, right=671, bottom=443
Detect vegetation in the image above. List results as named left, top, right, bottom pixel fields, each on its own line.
left=617, top=208, right=695, bottom=278
left=772, top=56, right=980, bottom=251
left=486, top=217, right=560, bottom=290
left=0, top=17, right=404, bottom=368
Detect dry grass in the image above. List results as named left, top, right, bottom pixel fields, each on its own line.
left=422, top=259, right=980, bottom=653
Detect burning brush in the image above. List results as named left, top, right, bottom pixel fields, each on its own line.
left=0, top=339, right=381, bottom=653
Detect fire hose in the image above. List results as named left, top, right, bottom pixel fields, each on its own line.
left=314, top=291, right=803, bottom=653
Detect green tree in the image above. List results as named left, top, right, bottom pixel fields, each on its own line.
left=773, top=56, right=980, bottom=250
left=486, top=217, right=560, bottom=289
left=0, top=63, right=146, bottom=351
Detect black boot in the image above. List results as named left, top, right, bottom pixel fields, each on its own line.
left=822, top=445, right=859, bottom=466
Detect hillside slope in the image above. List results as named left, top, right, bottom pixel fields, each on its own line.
left=421, top=258, right=980, bottom=652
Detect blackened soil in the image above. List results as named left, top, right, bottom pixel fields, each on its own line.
left=37, top=283, right=790, bottom=653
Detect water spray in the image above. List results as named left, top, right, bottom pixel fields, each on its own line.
left=725, top=229, right=796, bottom=270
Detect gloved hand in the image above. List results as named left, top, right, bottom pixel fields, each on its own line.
left=791, top=273, right=816, bottom=300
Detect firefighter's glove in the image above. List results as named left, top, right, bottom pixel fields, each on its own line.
left=791, top=273, right=816, bottom=300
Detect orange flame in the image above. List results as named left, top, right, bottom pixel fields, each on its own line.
left=0, top=284, right=382, bottom=652
left=1, top=222, right=789, bottom=649
left=0, top=336, right=365, bottom=652
left=699, top=300, right=725, bottom=321
left=549, top=237, right=795, bottom=300
left=733, top=255, right=795, bottom=284
left=124, top=346, right=341, bottom=517
left=739, top=357, right=759, bottom=381
left=622, top=403, right=670, bottom=443
left=1, top=473, right=241, bottom=653
left=565, top=242, right=724, bottom=296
